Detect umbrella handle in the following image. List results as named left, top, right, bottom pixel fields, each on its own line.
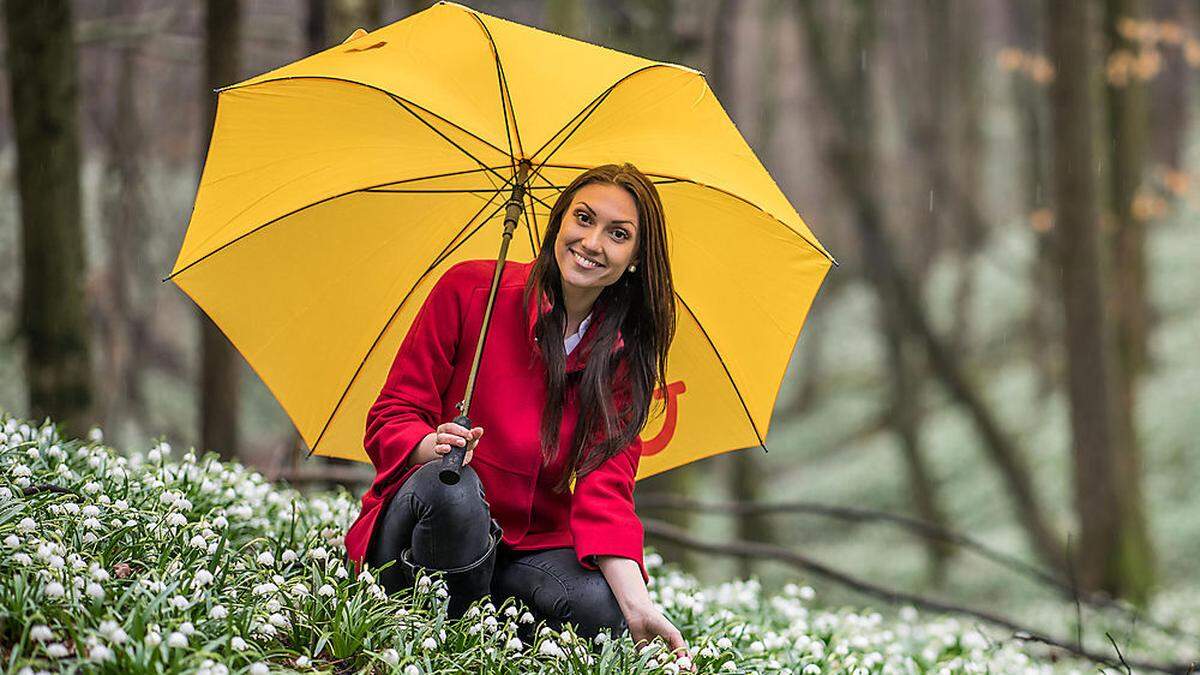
left=438, top=414, right=474, bottom=485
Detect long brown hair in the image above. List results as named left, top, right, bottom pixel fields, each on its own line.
left=523, top=163, right=676, bottom=493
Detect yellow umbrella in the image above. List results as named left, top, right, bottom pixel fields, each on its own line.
left=167, top=1, right=835, bottom=480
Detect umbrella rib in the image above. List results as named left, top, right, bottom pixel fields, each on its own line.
left=215, top=75, right=511, bottom=159
left=164, top=166, right=513, bottom=283
left=520, top=187, right=538, bottom=257
left=385, top=92, right=516, bottom=193
left=674, top=290, right=769, bottom=455
left=309, top=188, right=512, bottom=455
left=527, top=64, right=676, bottom=164
left=468, top=13, right=525, bottom=165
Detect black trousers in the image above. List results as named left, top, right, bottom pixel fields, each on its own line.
left=365, top=461, right=628, bottom=642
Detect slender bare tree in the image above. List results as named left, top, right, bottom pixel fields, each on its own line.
left=1047, top=0, right=1154, bottom=603
left=3, top=0, right=95, bottom=438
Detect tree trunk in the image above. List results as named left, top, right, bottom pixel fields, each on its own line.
left=798, top=0, right=1065, bottom=575
left=200, top=0, right=243, bottom=462
left=4, top=0, right=94, bottom=438
left=1047, top=0, right=1154, bottom=603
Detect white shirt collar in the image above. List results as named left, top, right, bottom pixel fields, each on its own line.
left=564, top=310, right=593, bottom=356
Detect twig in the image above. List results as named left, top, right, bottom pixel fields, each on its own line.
left=636, top=494, right=1196, bottom=643
left=641, top=518, right=1196, bottom=674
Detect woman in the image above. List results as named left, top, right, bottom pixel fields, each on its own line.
left=344, top=163, right=686, bottom=652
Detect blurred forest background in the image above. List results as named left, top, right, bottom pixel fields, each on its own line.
left=2, top=0, right=1198, bottom=640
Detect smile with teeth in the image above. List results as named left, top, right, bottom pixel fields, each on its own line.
left=571, top=250, right=604, bottom=269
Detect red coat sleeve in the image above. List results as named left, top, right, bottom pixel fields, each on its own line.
left=570, top=362, right=648, bottom=584
left=571, top=436, right=648, bottom=584
left=363, top=266, right=465, bottom=495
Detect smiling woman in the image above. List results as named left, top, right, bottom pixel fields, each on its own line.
left=349, top=163, right=687, bottom=657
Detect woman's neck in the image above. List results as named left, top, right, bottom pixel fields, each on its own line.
left=562, top=284, right=600, bottom=338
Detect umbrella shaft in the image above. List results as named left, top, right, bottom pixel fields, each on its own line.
left=457, top=160, right=531, bottom=420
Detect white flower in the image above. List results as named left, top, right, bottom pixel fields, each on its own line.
left=169, top=595, right=189, bottom=610
left=18, top=517, right=36, bottom=532
left=167, top=631, right=188, bottom=648
left=189, top=535, right=207, bottom=549
left=110, top=628, right=128, bottom=644
left=538, top=639, right=565, bottom=657
left=505, top=636, right=524, bottom=651
left=89, top=644, right=114, bottom=662
left=210, top=604, right=228, bottom=619
left=802, top=665, right=821, bottom=675
left=249, top=664, right=269, bottom=675
left=230, top=636, right=248, bottom=651
left=30, top=625, right=54, bottom=641
left=257, top=551, right=275, bottom=566
left=358, top=570, right=375, bottom=584
left=82, top=481, right=101, bottom=494
left=145, top=631, right=162, bottom=647
left=212, top=515, right=228, bottom=528
left=404, top=666, right=421, bottom=675
left=46, top=643, right=70, bottom=658
left=13, top=552, right=31, bottom=565
left=255, top=622, right=277, bottom=637
left=520, top=611, right=535, bottom=624
left=193, top=569, right=214, bottom=586
left=268, top=613, right=289, bottom=628
left=380, top=648, right=400, bottom=665
left=421, top=636, right=438, bottom=650
left=167, top=512, right=187, bottom=527
left=717, top=637, right=733, bottom=649
left=44, top=582, right=65, bottom=597
left=180, top=621, right=195, bottom=636
left=309, top=546, right=328, bottom=561
left=317, top=584, right=335, bottom=597
left=281, top=549, right=297, bottom=563
left=86, top=583, right=105, bottom=599
left=88, top=427, right=104, bottom=442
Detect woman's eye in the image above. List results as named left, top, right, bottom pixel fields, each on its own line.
left=612, top=229, right=629, bottom=241
left=575, top=212, right=590, bottom=224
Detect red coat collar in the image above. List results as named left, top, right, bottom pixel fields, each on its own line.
left=522, top=264, right=625, bottom=374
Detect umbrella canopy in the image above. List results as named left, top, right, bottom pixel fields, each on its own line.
left=168, top=1, right=835, bottom=479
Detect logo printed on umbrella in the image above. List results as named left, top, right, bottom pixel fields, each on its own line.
left=345, top=41, right=387, bottom=53
left=639, top=380, right=686, bottom=457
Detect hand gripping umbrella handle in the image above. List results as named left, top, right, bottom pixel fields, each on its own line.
left=438, top=414, right=473, bottom=485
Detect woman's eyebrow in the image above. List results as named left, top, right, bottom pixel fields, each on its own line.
left=577, top=201, right=634, bottom=226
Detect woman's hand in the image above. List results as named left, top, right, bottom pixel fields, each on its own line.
left=625, top=604, right=690, bottom=668
left=432, top=422, right=483, bottom=466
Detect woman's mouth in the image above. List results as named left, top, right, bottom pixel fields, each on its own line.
left=571, top=249, right=604, bottom=270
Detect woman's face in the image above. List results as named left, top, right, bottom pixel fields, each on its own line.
left=554, top=182, right=640, bottom=295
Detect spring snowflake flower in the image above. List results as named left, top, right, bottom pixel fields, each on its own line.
left=380, top=648, right=399, bottom=665
left=18, top=517, right=36, bottom=532
left=249, top=664, right=268, bottom=675
left=167, top=512, right=187, bottom=527
left=520, top=611, right=535, bottom=624
left=89, top=644, right=114, bottom=662
left=167, top=632, right=188, bottom=648
left=194, top=569, right=214, bottom=587
left=281, top=549, right=297, bottom=563
left=44, top=582, right=65, bottom=597
left=169, top=595, right=189, bottom=610
left=317, top=584, right=335, bottom=597
left=30, top=625, right=54, bottom=641
left=294, top=655, right=310, bottom=668
left=538, top=639, right=565, bottom=657
left=505, top=636, right=524, bottom=651
left=180, top=621, right=196, bottom=636
left=145, top=631, right=162, bottom=647
left=230, top=635, right=248, bottom=651
left=189, top=535, right=207, bottom=549
left=309, top=546, right=328, bottom=561
left=210, top=604, right=228, bottom=619
left=257, top=551, right=275, bottom=566
left=85, top=583, right=105, bottom=599
left=404, top=666, right=421, bottom=675
left=359, top=570, right=375, bottom=584
left=46, top=643, right=70, bottom=658
left=422, top=636, right=438, bottom=650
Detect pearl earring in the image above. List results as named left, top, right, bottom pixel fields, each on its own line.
left=628, top=264, right=637, bottom=273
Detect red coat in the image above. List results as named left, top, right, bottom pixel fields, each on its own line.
left=344, top=259, right=649, bottom=583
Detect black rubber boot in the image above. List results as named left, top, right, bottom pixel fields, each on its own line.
left=402, top=518, right=502, bottom=620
